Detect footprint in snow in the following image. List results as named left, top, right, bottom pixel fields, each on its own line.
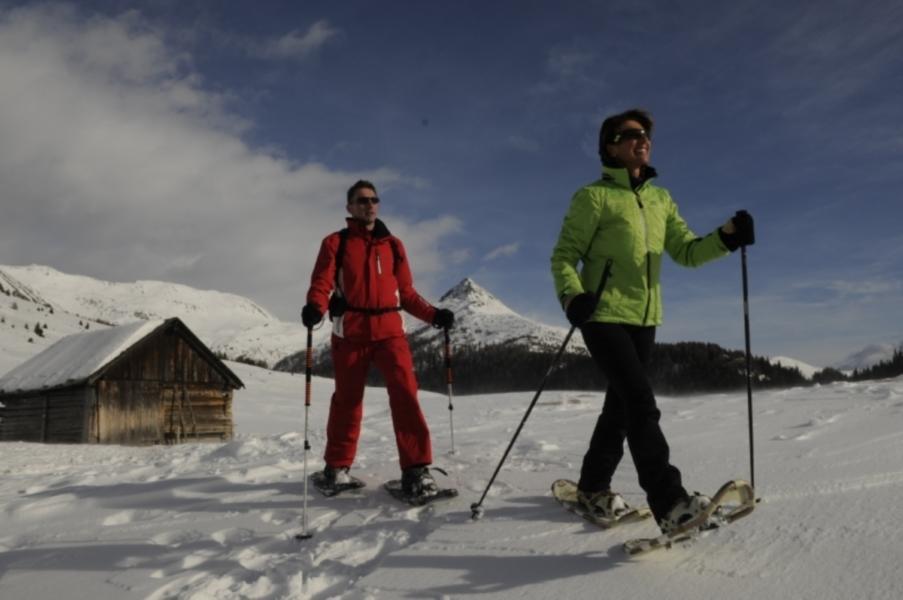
left=150, top=529, right=204, bottom=547
left=211, top=527, right=256, bottom=546
left=8, top=493, right=78, bottom=519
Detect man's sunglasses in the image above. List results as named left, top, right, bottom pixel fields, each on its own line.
left=354, top=196, right=380, bottom=206
left=611, top=128, right=651, bottom=143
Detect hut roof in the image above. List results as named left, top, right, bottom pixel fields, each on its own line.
left=0, top=318, right=243, bottom=395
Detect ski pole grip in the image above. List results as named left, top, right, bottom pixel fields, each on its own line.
left=734, top=209, right=755, bottom=247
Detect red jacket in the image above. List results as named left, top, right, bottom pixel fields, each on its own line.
left=307, top=218, right=437, bottom=342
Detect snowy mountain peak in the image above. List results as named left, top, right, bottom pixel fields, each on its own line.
left=404, top=277, right=573, bottom=353
left=438, top=278, right=516, bottom=317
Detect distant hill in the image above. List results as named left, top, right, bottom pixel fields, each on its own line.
left=0, top=264, right=320, bottom=373
left=771, top=356, right=821, bottom=379
left=835, top=343, right=903, bottom=372
left=0, top=264, right=832, bottom=394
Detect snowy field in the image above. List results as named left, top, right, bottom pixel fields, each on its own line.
left=2, top=363, right=902, bottom=599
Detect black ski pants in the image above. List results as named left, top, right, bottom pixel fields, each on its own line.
left=577, top=322, right=687, bottom=520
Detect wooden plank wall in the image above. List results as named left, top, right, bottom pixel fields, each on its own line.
left=0, top=389, right=88, bottom=443
left=96, top=380, right=163, bottom=444
left=162, top=387, right=233, bottom=443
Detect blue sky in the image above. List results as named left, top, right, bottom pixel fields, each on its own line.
left=1, top=1, right=901, bottom=367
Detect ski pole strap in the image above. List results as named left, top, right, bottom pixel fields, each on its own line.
left=444, top=328, right=453, bottom=385
left=344, top=306, right=402, bottom=315
left=305, top=327, right=313, bottom=408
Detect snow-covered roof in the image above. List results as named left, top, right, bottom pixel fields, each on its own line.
left=0, top=320, right=165, bottom=394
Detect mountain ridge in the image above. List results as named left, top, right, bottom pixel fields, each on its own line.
left=4, top=264, right=881, bottom=382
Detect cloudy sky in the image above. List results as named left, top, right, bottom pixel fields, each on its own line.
left=1, top=0, right=901, bottom=367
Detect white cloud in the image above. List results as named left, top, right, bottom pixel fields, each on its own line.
left=545, top=47, right=594, bottom=79
left=387, top=215, right=463, bottom=298
left=0, top=5, right=453, bottom=319
left=449, top=249, right=472, bottom=265
left=506, top=135, right=541, bottom=153
left=483, top=243, right=520, bottom=262
left=253, top=20, right=339, bottom=61
left=530, top=43, right=598, bottom=96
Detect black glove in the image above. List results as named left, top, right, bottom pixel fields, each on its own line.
left=432, top=308, right=455, bottom=329
left=301, top=304, right=323, bottom=328
left=719, top=210, right=755, bottom=251
left=328, top=294, right=347, bottom=320
left=565, top=292, right=596, bottom=327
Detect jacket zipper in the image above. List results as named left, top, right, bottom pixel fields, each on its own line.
left=636, top=193, right=652, bottom=325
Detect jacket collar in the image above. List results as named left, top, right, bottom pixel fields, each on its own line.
left=346, top=217, right=391, bottom=239
left=601, top=165, right=658, bottom=191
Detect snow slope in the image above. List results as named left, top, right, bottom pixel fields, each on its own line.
left=770, top=355, right=820, bottom=379
left=0, top=264, right=324, bottom=370
left=2, top=362, right=902, bottom=599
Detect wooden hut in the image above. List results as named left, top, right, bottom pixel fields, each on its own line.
left=0, top=318, right=243, bottom=444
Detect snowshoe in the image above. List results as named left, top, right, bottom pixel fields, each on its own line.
left=551, top=479, right=652, bottom=528
left=623, top=479, right=756, bottom=556
left=659, top=491, right=716, bottom=535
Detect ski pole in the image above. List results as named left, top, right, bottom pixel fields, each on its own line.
left=741, top=243, right=755, bottom=491
left=471, top=259, right=613, bottom=520
left=295, top=326, right=314, bottom=541
left=444, top=327, right=457, bottom=455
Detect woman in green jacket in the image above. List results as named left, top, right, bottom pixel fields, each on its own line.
left=550, top=108, right=754, bottom=533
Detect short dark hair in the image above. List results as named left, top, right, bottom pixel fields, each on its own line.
left=346, top=180, right=377, bottom=203
left=598, top=108, right=654, bottom=166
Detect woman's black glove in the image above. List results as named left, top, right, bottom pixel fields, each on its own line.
left=301, top=304, right=323, bottom=328
left=432, top=308, right=455, bottom=329
left=565, top=292, right=596, bottom=326
left=719, top=210, right=755, bottom=252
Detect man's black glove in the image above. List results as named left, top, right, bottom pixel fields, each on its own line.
left=432, top=308, right=455, bottom=329
left=565, top=292, right=596, bottom=327
left=719, top=209, right=755, bottom=251
left=328, top=294, right=347, bottom=320
left=301, top=304, right=323, bottom=328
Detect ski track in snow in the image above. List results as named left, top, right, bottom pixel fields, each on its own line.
left=1, top=365, right=903, bottom=599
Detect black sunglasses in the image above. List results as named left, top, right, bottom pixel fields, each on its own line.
left=611, top=128, right=651, bottom=143
left=354, top=196, right=380, bottom=206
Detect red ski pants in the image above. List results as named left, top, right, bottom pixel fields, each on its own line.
left=325, top=334, right=433, bottom=470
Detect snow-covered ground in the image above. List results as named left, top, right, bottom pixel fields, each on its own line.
left=2, top=361, right=902, bottom=599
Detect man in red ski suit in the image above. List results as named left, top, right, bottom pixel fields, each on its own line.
left=301, top=180, right=455, bottom=498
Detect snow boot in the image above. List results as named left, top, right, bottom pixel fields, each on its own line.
left=323, top=465, right=353, bottom=487
left=401, top=466, right=439, bottom=499
left=311, top=465, right=365, bottom=497
left=658, top=492, right=718, bottom=535
left=577, top=489, right=631, bottom=520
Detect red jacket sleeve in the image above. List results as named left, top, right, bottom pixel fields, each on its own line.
left=306, top=233, right=339, bottom=314
left=393, top=237, right=437, bottom=324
